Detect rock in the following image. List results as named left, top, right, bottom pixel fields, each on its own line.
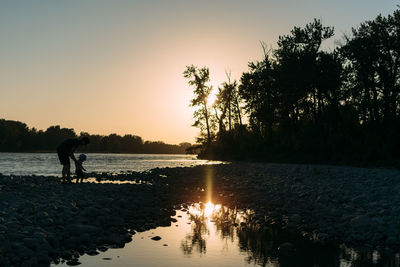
left=36, top=251, right=50, bottom=264
left=66, top=260, right=81, bottom=266
left=278, top=242, right=296, bottom=257
left=109, top=217, right=125, bottom=226
left=84, top=207, right=99, bottom=218
left=21, top=260, right=33, bottom=267
left=38, top=217, right=54, bottom=227
left=66, top=224, right=100, bottom=235
left=350, top=215, right=370, bottom=230
left=86, top=250, right=99, bottom=256
left=98, top=246, right=108, bottom=252
left=151, top=236, right=162, bottom=241
left=36, top=211, right=49, bottom=219
left=159, top=218, right=171, bottom=227
left=290, top=214, right=302, bottom=223
left=315, top=233, right=329, bottom=245
left=105, top=233, right=122, bottom=244
left=22, top=226, right=36, bottom=233
left=78, top=233, right=91, bottom=244
left=121, top=233, right=132, bottom=243
left=285, top=222, right=297, bottom=233
left=65, top=237, right=80, bottom=249
left=23, top=238, right=40, bottom=250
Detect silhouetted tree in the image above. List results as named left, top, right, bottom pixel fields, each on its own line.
left=0, top=118, right=191, bottom=154
left=195, top=10, right=400, bottom=163
left=274, top=19, right=335, bottom=131
left=239, top=47, right=277, bottom=138
left=213, top=72, right=241, bottom=139
left=184, top=65, right=215, bottom=143
left=341, top=10, right=400, bottom=126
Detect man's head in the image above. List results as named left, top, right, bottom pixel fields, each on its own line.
left=80, top=137, right=90, bottom=145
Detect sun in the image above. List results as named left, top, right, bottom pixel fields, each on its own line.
left=206, top=85, right=219, bottom=107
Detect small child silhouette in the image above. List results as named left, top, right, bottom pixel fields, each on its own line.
left=75, top=154, right=87, bottom=183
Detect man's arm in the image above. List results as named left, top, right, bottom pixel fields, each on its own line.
left=69, top=147, right=79, bottom=165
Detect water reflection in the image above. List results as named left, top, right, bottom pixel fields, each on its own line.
left=180, top=202, right=230, bottom=255
left=182, top=202, right=277, bottom=266
left=182, top=202, right=400, bottom=267
left=181, top=216, right=208, bottom=255
left=54, top=202, right=399, bottom=267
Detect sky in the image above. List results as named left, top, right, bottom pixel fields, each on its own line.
left=0, top=1, right=398, bottom=144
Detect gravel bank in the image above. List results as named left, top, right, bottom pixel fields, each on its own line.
left=0, top=162, right=399, bottom=266
left=159, top=163, right=400, bottom=252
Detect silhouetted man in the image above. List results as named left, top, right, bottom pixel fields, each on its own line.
left=57, top=137, right=90, bottom=183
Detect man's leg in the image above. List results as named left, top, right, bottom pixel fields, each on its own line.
left=65, top=164, right=71, bottom=183
left=62, top=165, right=66, bottom=183
left=62, top=164, right=71, bottom=183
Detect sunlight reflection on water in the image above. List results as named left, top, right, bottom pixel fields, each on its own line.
left=53, top=202, right=400, bottom=267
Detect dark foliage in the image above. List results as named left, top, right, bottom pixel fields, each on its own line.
left=188, top=11, right=400, bottom=165
left=0, top=119, right=192, bottom=154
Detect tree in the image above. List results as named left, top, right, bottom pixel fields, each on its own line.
left=184, top=65, right=215, bottom=144
left=190, top=11, right=400, bottom=163
left=274, top=19, right=335, bottom=130
left=341, top=10, right=400, bottom=126
left=0, top=118, right=190, bottom=153
left=239, top=48, right=277, bottom=138
left=214, top=72, right=242, bottom=139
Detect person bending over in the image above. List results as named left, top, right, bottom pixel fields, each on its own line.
left=57, top=137, right=90, bottom=183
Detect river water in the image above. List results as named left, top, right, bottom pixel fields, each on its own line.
left=0, top=153, right=221, bottom=176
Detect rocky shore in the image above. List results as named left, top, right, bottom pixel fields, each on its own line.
left=0, top=162, right=399, bottom=266
left=160, top=163, right=400, bottom=252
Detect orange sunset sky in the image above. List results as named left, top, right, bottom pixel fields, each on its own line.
left=0, top=1, right=398, bottom=144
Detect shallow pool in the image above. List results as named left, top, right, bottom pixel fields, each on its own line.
left=54, top=202, right=399, bottom=267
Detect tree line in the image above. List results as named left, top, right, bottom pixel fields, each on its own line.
left=0, top=119, right=192, bottom=154
left=185, top=10, right=400, bottom=164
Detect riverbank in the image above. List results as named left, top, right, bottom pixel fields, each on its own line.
left=155, top=163, right=400, bottom=251
left=0, top=162, right=399, bottom=265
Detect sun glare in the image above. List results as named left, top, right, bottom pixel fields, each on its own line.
left=204, top=201, right=221, bottom=217
left=206, top=84, right=219, bottom=107
left=188, top=202, right=221, bottom=218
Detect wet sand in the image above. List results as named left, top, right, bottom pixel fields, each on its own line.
left=0, top=162, right=399, bottom=266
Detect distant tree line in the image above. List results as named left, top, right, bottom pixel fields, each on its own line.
left=185, top=10, right=400, bottom=164
left=0, top=119, right=192, bottom=154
